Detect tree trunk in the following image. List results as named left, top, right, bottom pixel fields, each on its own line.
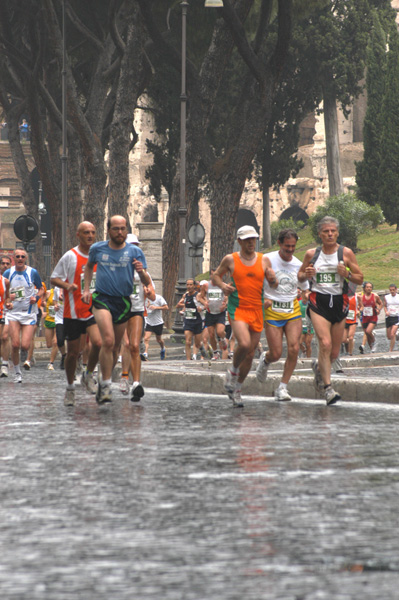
left=323, top=90, right=344, bottom=197
left=108, top=1, right=146, bottom=221
left=262, top=183, right=272, bottom=249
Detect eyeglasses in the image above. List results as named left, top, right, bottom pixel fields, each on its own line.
left=15, top=255, right=26, bottom=258
left=1, top=262, right=10, bottom=265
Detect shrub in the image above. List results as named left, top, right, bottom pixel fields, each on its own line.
left=270, top=218, right=305, bottom=245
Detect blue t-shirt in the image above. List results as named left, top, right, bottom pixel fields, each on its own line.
left=88, top=241, right=147, bottom=297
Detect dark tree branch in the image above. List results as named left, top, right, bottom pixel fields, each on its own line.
left=271, top=0, right=292, bottom=77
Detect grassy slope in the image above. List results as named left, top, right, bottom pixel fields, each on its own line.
left=265, top=223, right=399, bottom=292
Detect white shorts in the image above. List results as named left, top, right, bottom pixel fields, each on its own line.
left=5, top=311, right=37, bottom=326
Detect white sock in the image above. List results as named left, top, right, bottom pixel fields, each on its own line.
left=277, top=382, right=287, bottom=391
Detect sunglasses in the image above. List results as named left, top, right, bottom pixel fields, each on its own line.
left=15, top=255, right=26, bottom=259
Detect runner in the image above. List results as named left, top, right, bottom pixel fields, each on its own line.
left=196, top=269, right=228, bottom=360
left=176, top=279, right=204, bottom=360
left=298, top=216, right=363, bottom=405
left=212, top=225, right=277, bottom=407
left=0, top=265, right=10, bottom=377
left=50, top=221, right=102, bottom=406
left=53, top=286, right=66, bottom=369
left=82, top=215, right=150, bottom=404
left=143, top=293, right=169, bottom=359
left=43, top=287, right=58, bottom=370
left=342, top=293, right=360, bottom=356
left=119, top=233, right=155, bottom=401
left=256, top=228, right=308, bottom=401
left=358, top=282, right=382, bottom=354
left=383, top=284, right=399, bottom=352
left=2, top=249, right=44, bottom=383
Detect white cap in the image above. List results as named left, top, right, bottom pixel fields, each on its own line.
left=237, top=225, right=259, bottom=240
left=199, top=280, right=207, bottom=286
left=126, top=233, right=141, bottom=245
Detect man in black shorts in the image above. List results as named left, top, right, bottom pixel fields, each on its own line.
left=176, top=279, right=203, bottom=360
left=298, top=216, right=363, bottom=405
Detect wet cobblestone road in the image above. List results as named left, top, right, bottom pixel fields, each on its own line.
left=0, top=363, right=399, bottom=599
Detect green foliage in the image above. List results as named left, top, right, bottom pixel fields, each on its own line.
left=270, top=218, right=305, bottom=246
left=379, top=24, right=399, bottom=227
left=308, top=194, right=385, bottom=251
left=356, top=10, right=388, bottom=206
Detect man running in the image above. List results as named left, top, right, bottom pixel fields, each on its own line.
left=298, top=216, right=363, bottom=405
left=212, top=225, right=277, bottom=407
left=3, top=249, right=44, bottom=383
left=0, top=254, right=12, bottom=377
left=50, top=221, right=102, bottom=406
left=384, top=284, right=399, bottom=352
left=82, top=215, right=150, bottom=404
left=197, top=269, right=228, bottom=360
left=256, top=228, right=308, bottom=401
left=358, top=282, right=382, bottom=354
left=176, top=279, right=204, bottom=360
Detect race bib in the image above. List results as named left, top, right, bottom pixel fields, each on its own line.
left=347, top=309, right=355, bottom=320
left=272, top=299, right=294, bottom=313
left=80, top=273, right=96, bottom=292
left=363, top=306, right=373, bottom=317
left=208, top=290, right=222, bottom=300
left=48, top=306, right=56, bottom=317
left=316, top=272, right=338, bottom=285
left=389, top=305, right=399, bottom=316
left=12, top=286, right=25, bottom=299
left=185, top=308, right=196, bottom=319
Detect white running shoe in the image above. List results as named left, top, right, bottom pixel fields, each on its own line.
left=47, top=363, right=54, bottom=371
left=220, top=338, right=228, bottom=351
left=139, top=340, right=146, bottom=354
left=0, top=365, right=8, bottom=378
left=23, top=360, right=31, bottom=370
left=333, top=358, right=344, bottom=374
left=211, top=351, right=221, bottom=361
left=224, top=369, right=238, bottom=398
left=256, top=351, right=269, bottom=383
left=64, top=389, right=75, bottom=406
left=14, top=372, right=22, bottom=383
left=192, top=354, right=198, bottom=361
left=371, top=342, right=378, bottom=353
left=312, top=359, right=324, bottom=394
left=131, top=382, right=144, bottom=403
left=359, top=344, right=364, bottom=354
left=119, top=378, right=130, bottom=395
left=325, top=386, right=341, bottom=406
left=232, top=388, right=244, bottom=407
left=82, top=370, right=97, bottom=394
left=96, top=382, right=112, bottom=404
left=275, top=387, right=292, bottom=401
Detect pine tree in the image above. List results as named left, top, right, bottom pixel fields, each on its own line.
left=379, top=24, right=399, bottom=228
left=356, top=11, right=387, bottom=206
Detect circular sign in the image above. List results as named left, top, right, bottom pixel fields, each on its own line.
left=13, top=215, right=39, bottom=242
left=188, top=222, right=205, bottom=248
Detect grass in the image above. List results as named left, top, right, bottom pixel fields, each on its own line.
left=262, top=223, right=399, bottom=292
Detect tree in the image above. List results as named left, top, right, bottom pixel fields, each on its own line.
left=378, top=24, right=399, bottom=229
left=355, top=11, right=388, bottom=207
left=308, top=193, right=384, bottom=251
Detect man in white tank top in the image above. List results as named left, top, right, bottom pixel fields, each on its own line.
left=384, top=284, right=399, bottom=351
left=298, top=216, right=363, bottom=406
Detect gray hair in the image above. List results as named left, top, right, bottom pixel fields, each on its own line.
left=317, top=216, right=339, bottom=233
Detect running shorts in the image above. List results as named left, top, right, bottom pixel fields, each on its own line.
left=386, top=316, right=399, bottom=328
left=228, top=306, right=264, bottom=333
left=307, top=292, right=348, bottom=325
left=44, top=319, right=56, bottom=329
left=145, top=323, right=164, bottom=336
left=265, top=299, right=301, bottom=328
left=92, top=291, right=132, bottom=324
left=64, top=316, right=96, bottom=341
left=183, top=320, right=203, bottom=335
left=5, top=311, right=37, bottom=326
left=205, top=311, right=226, bottom=327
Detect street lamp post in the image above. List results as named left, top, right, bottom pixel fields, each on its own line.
left=173, top=0, right=189, bottom=335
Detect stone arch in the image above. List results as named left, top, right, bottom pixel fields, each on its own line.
left=279, top=205, right=309, bottom=223
left=236, top=208, right=260, bottom=233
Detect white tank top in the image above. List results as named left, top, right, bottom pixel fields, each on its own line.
left=385, top=293, right=399, bottom=317
left=311, top=249, right=344, bottom=295
left=207, top=282, right=225, bottom=314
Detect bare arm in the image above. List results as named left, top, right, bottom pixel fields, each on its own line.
left=339, top=248, right=363, bottom=285
left=133, top=260, right=151, bottom=286
left=298, top=249, right=317, bottom=282
left=82, top=261, right=95, bottom=304
left=211, top=255, right=235, bottom=296
left=51, top=276, right=78, bottom=294
left=262, top=255, right=278, bottom=288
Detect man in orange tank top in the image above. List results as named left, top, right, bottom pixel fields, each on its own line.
left=212, top=226, right=277, bottom=407
left=51, top=221, right=102, bottom=407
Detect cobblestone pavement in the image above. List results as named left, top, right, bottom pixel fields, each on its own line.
left=1, top=363, right=399, bottom=599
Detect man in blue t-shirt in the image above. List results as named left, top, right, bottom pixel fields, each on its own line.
left=82, top=215, right=150, bottom=404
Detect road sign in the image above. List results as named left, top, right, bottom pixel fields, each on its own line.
left=13, top=215, right=39, bottom=243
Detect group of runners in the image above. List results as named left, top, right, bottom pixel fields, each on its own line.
left=1, top=212, right=398, bottom=409
left=0, top=216, right=168, bottom=406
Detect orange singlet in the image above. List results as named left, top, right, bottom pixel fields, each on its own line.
left=227, top=252, right=264, bottom=332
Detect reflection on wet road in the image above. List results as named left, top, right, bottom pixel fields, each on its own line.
left=0, top=366, right=398, bottom=599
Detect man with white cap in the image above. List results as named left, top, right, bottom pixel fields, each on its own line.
left=212, top=225, right=277, bottom=407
